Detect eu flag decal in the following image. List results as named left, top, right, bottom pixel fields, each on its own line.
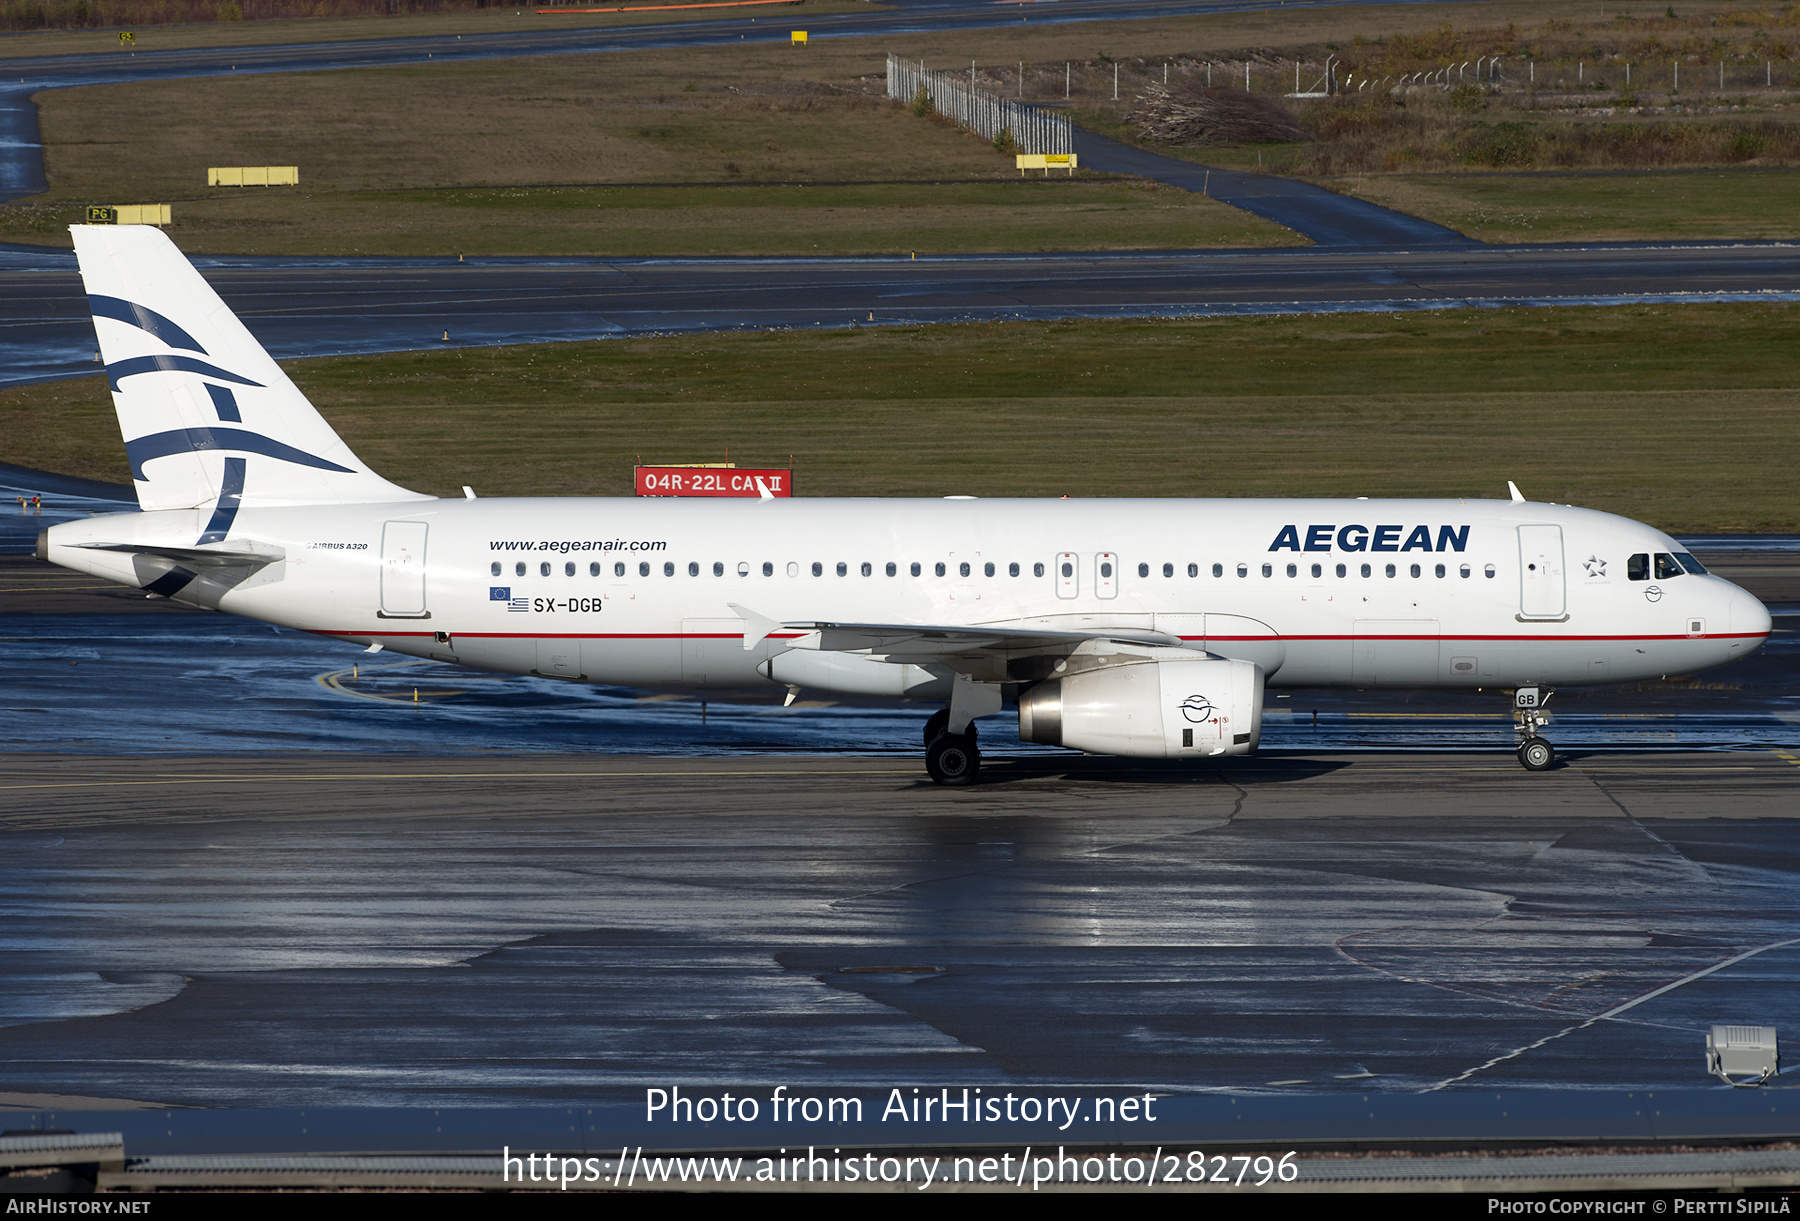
left=489, top=586, right=511, bottom=601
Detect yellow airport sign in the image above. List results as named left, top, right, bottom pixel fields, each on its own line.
left=208, top=166, right=300, bottom=187
left=87, top=205, right=171, bottom=226
left=1016, top=153, right=1078, bottom=176
left=791, top=30, right=807, bottom=44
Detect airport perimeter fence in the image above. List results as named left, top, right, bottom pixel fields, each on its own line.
left=886, top=54, right=1073, bottom=156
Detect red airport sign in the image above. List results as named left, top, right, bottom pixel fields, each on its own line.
left=635, top=466, right=793, bottom=498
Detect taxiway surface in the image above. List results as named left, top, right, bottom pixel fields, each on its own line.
left=9, top=240, right=1800, bottom=386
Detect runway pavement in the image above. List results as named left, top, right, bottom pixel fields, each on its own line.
left=1, top=750, right=1798, bottom=1108
left=8, top=239, right=1800, bottom=386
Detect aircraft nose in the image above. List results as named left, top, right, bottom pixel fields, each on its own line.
left=1731, top=589, right=1772, bottom=637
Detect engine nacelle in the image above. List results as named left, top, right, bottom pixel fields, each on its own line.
left=1018, top=656, right=1264, bottom=759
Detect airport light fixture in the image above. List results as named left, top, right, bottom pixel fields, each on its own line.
left=1706, top=1025, right=1778, bottom=1086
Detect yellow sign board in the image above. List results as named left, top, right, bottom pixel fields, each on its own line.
left=790, top=30, right=807, bottom=44
left=88, top=204, right=171, bottom=226
left=116, top=204, right=171, bottom=226
left=208, top=166, right=300, bottom=187
left=1015, top=153, right=1078, bottom=176
left=119, top=31, right=134, bottom=44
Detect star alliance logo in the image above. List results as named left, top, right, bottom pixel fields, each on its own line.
left=1583, top=555, right=1607, bottom=578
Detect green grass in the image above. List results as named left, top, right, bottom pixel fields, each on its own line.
left=8, top=303, right=1799, bottom=532
left=1325, top=169, right=1800, bottom=243
left=0, top=180, right=1298, bottom=256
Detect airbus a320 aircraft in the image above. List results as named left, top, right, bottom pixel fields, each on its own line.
left=40, top=227, right=1774, bottom=783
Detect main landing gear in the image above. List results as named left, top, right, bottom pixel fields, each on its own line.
left=923, top=708, right=981, bottom=785
left=1513, top=686, right=1555, bottom=771
left=923, top=683, right=999, bottom=786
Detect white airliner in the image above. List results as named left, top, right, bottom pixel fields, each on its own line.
left=40, top=226, right=1774, bottom=782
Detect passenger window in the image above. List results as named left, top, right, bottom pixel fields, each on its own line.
left=1485, top=564, right=1496, bottom=579
left=812, top=561, right=823, bottom=577
left=1187, top=563, right=1198, bottom=578
left=564, top=562, right=575, bottom=577
left=713, top=561, right=724, bottom=577
left=640, top=562, right=651, bottom=577
left=887, top=562, right=898, bottom=577
left=1385, top=563, right=1396, bottom=578
left=1410, top=563, right=1421, bottom=578
left=737, top=561, right=750, bottom=577
left=1138, top=562, right=1149, bottom=578
left=1460, top=564, right=1471, bottom=578
left=1628, top=553, right=1650, bottom=581
left=1675, top=552, right=1707, bottom=575
left=1035, top=562, right=1045, bottom=578
left=763, top=561, right=774, bottom=577
left=911, top=562, right=922, bottom=577
left=541, top=562, right=552, bottom=577
left=1435, top=563, right=1445, bottom=578
left=937, top=562, right=947, bottom=577
left=1009, top=562, right=1020, bottom=577
left=984, top=562, right=995, bottom=577
left=1062, top=561, right=1073, bottom=578
left=1212, top=563, right=1224, bottom=578
left=1101, top=561, right=1113, bottom=579
left=689, top=562, right=700, bottom=577
left=664, top=561, right=674, bottom=577
left=1262, top=563, right=1272, bottom=578
left=1655, top=553, right=1684, bottom=579
left=862, top=562, right=873, bottom=577
left=1358, top=563, right=1369, bottom=578
left=1311, top=563, right=1322, bottom=578
left=1286, top=563, right=1297, bottom=578
left=836, top=562, right=847, bottom=577
left=957, top=561, right=970, bottom=577
left=787, top=562, right=798, bottom=577
left=516, top=562, right=526, bottom=577
left=490, top=562, right=501, bottom=577
left=1335, top=563, right=1347, bottom=578
left=1236, top=563, right=1247, bottom=578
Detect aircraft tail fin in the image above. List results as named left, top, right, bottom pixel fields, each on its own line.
left=71, top=225, right=430, bottom=515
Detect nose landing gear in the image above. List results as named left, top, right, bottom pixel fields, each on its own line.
left=1514, top=687, right=1555, bottom=771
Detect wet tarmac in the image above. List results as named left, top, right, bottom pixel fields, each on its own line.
left=1, top=751, right=1798, bottom=1107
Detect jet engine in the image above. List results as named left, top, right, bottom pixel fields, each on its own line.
left=1017, top=654, right=1263, bottom=759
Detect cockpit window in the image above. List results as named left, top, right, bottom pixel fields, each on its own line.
left=1628, top=553, right=1650, bottom=581
left=1674, top=552, right=1708, bottom=575
left=1654, top=552, right=1685, bottom=580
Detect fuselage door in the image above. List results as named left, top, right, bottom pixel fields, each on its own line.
left=1518, top=525, right=1566, bottom=620
left=1096, top=551, right=1118, bottom=599
left=379, top=520, right=429, bottom=618
left=1055, top=552, right=1078, bottom=599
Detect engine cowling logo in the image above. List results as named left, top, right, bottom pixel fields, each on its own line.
left=1179, top=694, right=1218, bottom=723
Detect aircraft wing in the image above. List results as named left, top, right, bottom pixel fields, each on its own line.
left=784, top=621, right=1178, bottom=658
left=729, top=603, right=1186, bottom=683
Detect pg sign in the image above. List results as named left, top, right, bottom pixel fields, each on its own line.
left=635, top=466, right=793, bottom=498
